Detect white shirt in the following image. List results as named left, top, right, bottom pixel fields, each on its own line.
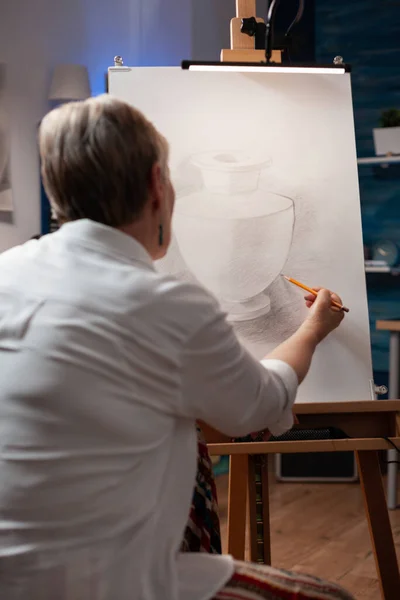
left=0, top=219, right=298, bottom=600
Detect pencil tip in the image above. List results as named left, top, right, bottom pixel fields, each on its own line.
left=282, top=274, right=289, bottom=280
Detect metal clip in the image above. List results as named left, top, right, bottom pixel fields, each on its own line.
left=114, top=56, right=124, bottom=67
left=333, top=55, right=344, bottom=65
left=375, top=385, right=388, bottom=395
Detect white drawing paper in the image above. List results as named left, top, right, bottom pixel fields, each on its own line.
left=109, top=67, right=373, bottom=404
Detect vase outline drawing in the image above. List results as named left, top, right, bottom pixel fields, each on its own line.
left=158, top=150, right=296, bottom=322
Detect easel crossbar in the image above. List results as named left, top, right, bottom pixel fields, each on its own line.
left=208, top=437, right=400, bottom=456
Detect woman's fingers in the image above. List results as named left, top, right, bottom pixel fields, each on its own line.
left=304, top=288, right=343, bottom=309
left=304, top=287, right=321, bottom=303
left=330, top=291, right=343, bottom=305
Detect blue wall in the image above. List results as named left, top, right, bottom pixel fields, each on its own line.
left=316, top=0, right=400, bottom=376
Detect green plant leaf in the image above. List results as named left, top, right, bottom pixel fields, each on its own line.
left=380, top=108, right=400, bottom=128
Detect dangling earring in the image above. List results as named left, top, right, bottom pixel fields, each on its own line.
left=158, top=224, right=164, bottom=247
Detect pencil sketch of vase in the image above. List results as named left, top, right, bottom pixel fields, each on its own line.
left=0, top=63, right=13, bottom=212
left=170, top=151, right=295, bottom=322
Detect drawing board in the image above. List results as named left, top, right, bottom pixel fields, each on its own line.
left=109, top=67, right=373, bottom=403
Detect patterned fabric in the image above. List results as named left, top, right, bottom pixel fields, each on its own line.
left=213, top=561, right=355, bottom=600
left=181, top=424, right=222, bottom=554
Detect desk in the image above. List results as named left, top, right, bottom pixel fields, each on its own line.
left=203, top=400, right=400, bottom=600
left=377, top=320, right=400, bottom=510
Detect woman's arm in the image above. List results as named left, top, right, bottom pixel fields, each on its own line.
left=180, top=288, right=344, bottom=438
left=266, top=289, right=344, bottom=384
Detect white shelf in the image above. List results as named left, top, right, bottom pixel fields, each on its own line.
left=357, top=156, right=400, bottom=166
left=365, top=267, right=400, bottom=275
left=365, top=268, right=391, bottom=273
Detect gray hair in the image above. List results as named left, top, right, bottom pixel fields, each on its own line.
left=39, top=94, right=168, bottom=227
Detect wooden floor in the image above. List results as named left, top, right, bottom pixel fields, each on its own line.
left=216, top=470, right=400, bottom=599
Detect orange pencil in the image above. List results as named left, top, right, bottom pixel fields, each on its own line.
left=282, top=275, right=350, bottom=313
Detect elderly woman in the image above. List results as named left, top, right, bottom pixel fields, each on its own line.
left=0, top=96, right=353, bottom=600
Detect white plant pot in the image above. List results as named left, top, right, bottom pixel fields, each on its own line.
left=373, top=126, right=400, bottom=156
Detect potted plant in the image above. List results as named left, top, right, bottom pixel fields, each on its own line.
left=373, top=108, right=400, bottom=155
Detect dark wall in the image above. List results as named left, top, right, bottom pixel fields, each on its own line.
left=273, top=0, right=315, bottom=62
left=316, top=0, right=400, bottom=374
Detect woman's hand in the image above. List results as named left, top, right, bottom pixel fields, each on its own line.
left=266, top=287, right=345, bottom=385
left=302, top=288, right=345, bottom=343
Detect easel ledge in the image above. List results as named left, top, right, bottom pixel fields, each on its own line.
left=202, top=399, right=400, bottom=449
left=207, top=438, right=400, bottom=456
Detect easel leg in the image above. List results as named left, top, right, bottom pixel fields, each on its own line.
left=247, top=455, right=271, bottom=565
left=260, top=455, right=271, bottom=565
left=248, top=456, right=259, bottom=562
left=356, top=450, right=400, bottom=599
left=227, top=454, right=248, bottom=560
left=387, top=331, right=400, bottom=510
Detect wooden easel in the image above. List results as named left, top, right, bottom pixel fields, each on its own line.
left=214, top=9, right=400, bottom=596
left=203, top=402, right=400, bottom=599
left=221, top=0, right=282, bottom=63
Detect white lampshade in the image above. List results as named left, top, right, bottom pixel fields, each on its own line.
left=49, top=64, right=91, bottom=101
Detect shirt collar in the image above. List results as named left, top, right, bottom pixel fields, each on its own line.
left=56, top=219, right=154, bottom=269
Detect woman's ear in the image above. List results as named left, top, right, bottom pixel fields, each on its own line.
left=148, top=162, right=164, bottom=214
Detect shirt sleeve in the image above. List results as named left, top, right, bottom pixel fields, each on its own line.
left=180, top=308, right=298, bottom=438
